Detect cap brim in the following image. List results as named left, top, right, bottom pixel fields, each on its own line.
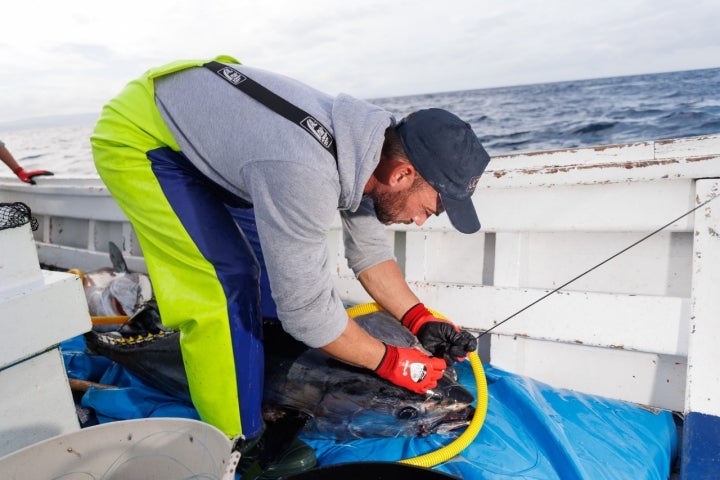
left=441, top=195, right=481, bottom=234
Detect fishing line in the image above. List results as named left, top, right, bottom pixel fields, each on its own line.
left=478, top=192, right=719, bottom=339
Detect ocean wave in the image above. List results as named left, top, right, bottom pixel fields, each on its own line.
left=570, top=121, right=618, bottom=135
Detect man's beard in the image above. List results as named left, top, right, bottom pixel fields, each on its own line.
left=371, top=189, right=414, bottom=225
left=369, top=177, right=426, bottom=225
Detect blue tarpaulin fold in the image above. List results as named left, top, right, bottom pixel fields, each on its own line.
left=61, top=336, right=677, bottom=479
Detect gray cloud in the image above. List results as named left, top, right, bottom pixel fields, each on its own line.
left=1, top=0, right=718, bottom=125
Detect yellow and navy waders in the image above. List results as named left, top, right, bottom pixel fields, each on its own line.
left=91, top=56, right=270, bottom=440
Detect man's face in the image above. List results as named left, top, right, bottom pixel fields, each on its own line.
left=371, top=177, right=444, bottom=227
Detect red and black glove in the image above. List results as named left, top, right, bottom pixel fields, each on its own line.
left=13, top=167, right=54, bottom=184
left=402, top=303, right=478, bottom=364
left=374, top=343, right=446, bottom=394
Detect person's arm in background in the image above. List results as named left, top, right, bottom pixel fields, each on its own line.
left=0, top=140, right=53, bottom=184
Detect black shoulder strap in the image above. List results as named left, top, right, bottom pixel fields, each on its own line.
left=203, top=61, right=338, bottom=161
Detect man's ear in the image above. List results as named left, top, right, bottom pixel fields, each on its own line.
left=388, top=161, right=416, bottom=188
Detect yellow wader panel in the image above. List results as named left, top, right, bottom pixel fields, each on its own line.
left=90, top=56, right=249, bottom=438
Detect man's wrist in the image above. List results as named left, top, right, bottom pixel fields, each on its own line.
left=401, top=303, right=433, bottom=334
left=373, top=343, right=393, bottom=374
left=401, top=303, right=424, bottom=322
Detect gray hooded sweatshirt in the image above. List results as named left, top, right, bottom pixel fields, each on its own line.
left=154, top=64, right=395, bottom=348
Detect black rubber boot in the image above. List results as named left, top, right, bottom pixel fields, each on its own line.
left=239, top=437, right=317, bottom=480
left=235, top=407, right=317, bottom=480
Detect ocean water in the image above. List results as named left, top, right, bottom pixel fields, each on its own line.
left=1, top=67, right=719, bottom=178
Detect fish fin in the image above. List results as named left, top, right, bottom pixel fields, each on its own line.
left=108, top=241, right=129, bottom=273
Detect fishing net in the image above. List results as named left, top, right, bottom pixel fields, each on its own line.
left=0, top=202, right=39, bottom=232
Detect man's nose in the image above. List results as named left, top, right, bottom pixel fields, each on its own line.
left=413, top=213, right=428, bottom=226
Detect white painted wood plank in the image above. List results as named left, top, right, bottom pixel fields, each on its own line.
left=685, top=179, right=720, bottom=416
left=1, top=270, right=91, bottom=367
left=0, top=349, right=80, bottom=457
left=333, top=277, right=689, bottom=356
left=404, top=230, right=486, bottom=284
left=375, top=179, right=697, bottom=233
left=492, top=232, right=525, bottom=286
left=477, top=290, right=689, bottom=357
left=490, top=335, right=687, bottom=411
left=0, top=178, right=128, bottom=221
left=492, top=230, right=692, bottom=296
left=0, top=223, right=43, bottom=296
left=473, top=179, right=697, bottom=233
left=37, top=244, right=147, bottom=274
left=654, top=134, right=720, bottom=159
left=483, top=140, right=656, bottom=187
left=482, top=134, right=720, bottom=189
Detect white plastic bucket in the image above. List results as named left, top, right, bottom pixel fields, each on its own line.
left=0, top=418, right=233, bottom=479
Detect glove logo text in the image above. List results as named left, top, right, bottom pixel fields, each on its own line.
left=402, top=360, right=427, bottom=383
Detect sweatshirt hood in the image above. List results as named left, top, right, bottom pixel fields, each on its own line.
left=331, top=94, right=394, bottom=211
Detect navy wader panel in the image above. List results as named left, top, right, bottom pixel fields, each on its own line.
left=147, top=146, right=264, bottom=437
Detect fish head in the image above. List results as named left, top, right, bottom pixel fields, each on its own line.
left=79, top=267, right=117, bottom=289
left=83, top=272, right=152, bottom=316
left=72, top=243, right=153, bottom=317
left=108, top=272, right=153, bottom=316
left=339, top=368, right=475, bottom=439
left=289, top=353, right=475, bottom=441
left=350, top=310, right=475, bottom=438
left=413, top=373, right=476, bottom=436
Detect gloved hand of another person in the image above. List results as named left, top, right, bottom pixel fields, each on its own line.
left=374, top=343, right=446, bottom=394
left=13, top=167, right=54, bottom=184
left=401, top=303, right=478, bottom=363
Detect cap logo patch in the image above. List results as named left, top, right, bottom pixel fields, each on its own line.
left=467, top=175, right=482, bottom=191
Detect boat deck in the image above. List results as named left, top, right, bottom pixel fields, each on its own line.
left=2, top=133, right=719, bottom=478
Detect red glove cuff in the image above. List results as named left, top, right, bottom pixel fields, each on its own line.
left=401, top=303, right=434, bottom=335
left=374, top=343, right=395, bottom=377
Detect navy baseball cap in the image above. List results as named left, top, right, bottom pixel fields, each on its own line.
left=397, top=108, right=490, bottom=234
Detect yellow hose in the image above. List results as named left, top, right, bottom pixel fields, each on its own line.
left=399, top=350, right=486, bottom=467
left=91, top=315, right=130, bottom=326
left=68, top=268, right=85, bottom=283
left=345, top=303, right=489, bottom=468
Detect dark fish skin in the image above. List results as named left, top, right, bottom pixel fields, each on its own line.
left=85, top=301, right=191, bottom=403
left=85, top=308, right=475, bottom=441
left=262, top=311, right=475, bottom=441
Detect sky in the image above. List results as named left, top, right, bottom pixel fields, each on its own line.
left=1, top=0, right=719, bottom=126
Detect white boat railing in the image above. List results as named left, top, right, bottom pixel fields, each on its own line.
left=1, top=133, right=719, bottom=477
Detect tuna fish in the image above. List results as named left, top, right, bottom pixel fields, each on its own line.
left=84, top=305, right=476, bottom=441
left=70, top=242, right=153, bottom=317
left=262, top=311, right=476, bottom=440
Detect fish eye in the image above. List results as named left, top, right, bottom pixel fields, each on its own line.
left=397, top=406, right=419, bottom=420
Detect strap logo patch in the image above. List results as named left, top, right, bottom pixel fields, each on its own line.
left=219, top=67, right=247, bottom=85
left=301, top=116, right=334, bottom=149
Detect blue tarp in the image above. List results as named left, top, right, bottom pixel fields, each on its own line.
left=61, top=336, right=677, bottom=479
